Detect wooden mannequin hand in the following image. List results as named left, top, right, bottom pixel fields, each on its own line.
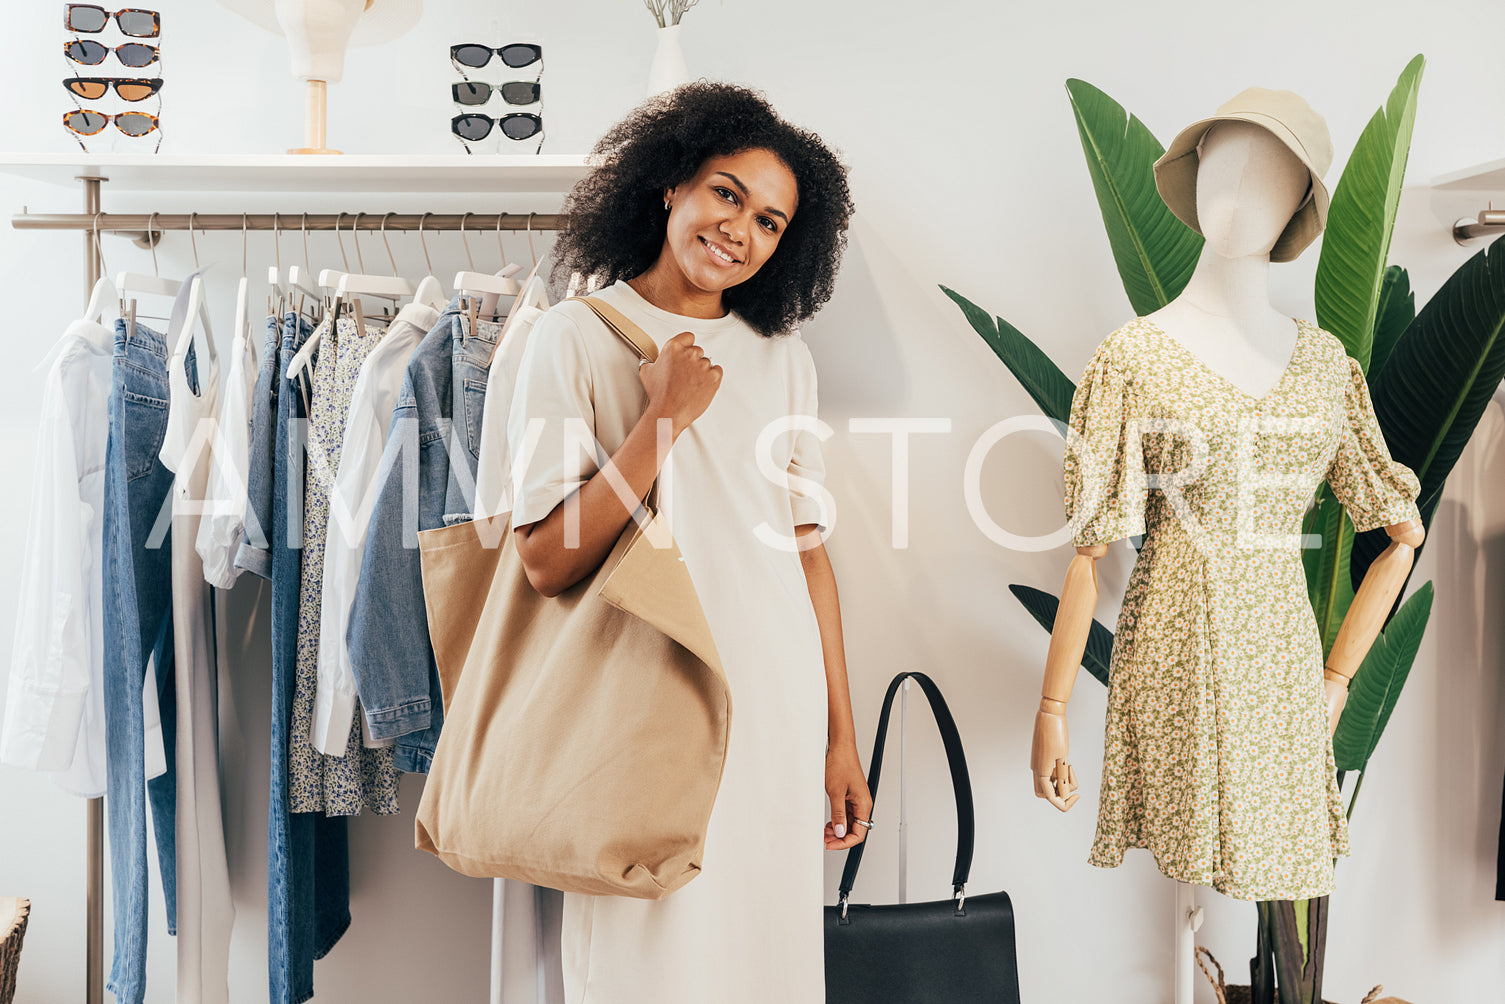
left=1323, top=672, right=1349, bottom=737
left=1030, top=704, right=1080, bottom=812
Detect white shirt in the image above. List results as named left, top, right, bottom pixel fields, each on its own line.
left=195, top=308, right=261, bottom=588
left=473, top=270, right=550, bottom=520
left=1, top=321, right=167, bottom=796
left=310, top=300, right=439, bottom=756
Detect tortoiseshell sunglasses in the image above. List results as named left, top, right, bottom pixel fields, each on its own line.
left=64, top=38, right=159, bottom=68
left=64, top=5, right=160, bottom=37
left=64, top=77, right=164, bottom=102
left=63, top=109, right=161, bottom=154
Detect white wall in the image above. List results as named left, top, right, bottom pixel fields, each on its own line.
left=1, top=0, right=1503, bottom=1001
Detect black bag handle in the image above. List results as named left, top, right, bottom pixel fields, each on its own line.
left=837, top=671, right=975, bottom=912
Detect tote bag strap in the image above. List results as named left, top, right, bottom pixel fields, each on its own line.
left=837, top=671, right=976, bottom=909
left=571, top=295, right=659, bottom=363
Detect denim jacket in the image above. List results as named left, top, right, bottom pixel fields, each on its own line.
left=346, top=301, right=497, bottom=773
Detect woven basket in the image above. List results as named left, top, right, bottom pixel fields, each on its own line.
left=0, top=898, right=30, bottom=1004
left=1196, top=946, right=1408, bottom=1004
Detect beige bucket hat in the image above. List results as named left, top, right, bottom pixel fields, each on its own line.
left=1153, top=87, right=1333, bottom=263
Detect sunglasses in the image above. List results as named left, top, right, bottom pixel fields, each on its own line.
left=64, top=76, right=163, bottom=101
left=65, top=5, right=160, bottom=37
left=451, top=81, right=541, bottom=106
left=63, top=108, right=159, bottom=137
left=452, top=112, right=543, bottom=143
left=64, top=39, right=159, bottom=68
left=450, top=43, right=542, bottom=75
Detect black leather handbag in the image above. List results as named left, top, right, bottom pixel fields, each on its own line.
left=825, top=672, right=1022, bottom=1003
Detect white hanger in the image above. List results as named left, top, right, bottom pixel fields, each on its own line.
left=234, top=213, right=255, bottom=371
left=38, top=214, right=119, bottom=367
left=335, top=213, right=413, bottom=303
left=489, top=258, right=550, bottom=362
left=166, top=215, right=219, bottom=368
left=117, top=213, right=180, bottom=300
left=116, top=211, right=181, bottom=334
left=286, top=213, right=322, bottom=304
left=412, top=212, right=447, bottom=311
left=453, top=212, right=522, bottom=303
left=78, top=214, right=118, bottom=345
left=287, top=211, right=353, bottom=383
left=316, top=210, right=352, bottom=293
left=267, top=212, right=288, bottom=314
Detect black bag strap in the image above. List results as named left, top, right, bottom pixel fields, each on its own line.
left=837, top=671, right=975, bottom=907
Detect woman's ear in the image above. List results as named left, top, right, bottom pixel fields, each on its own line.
left=664, top=185, right=676, bottom=209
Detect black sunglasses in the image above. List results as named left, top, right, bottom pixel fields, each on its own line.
left=64, top=76, right=163, bottom=101
left=451, top=112, right=544, bottom=153
left=64, top=38, right=159, bottom=68
left=65, top=5, right=160, bottom=37
left=452, top=81, right=541, bottom=107
left=450, top=43, right=542, bottom=75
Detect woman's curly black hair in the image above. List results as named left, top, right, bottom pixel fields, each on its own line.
left=552, top=81, right=854, bottom=337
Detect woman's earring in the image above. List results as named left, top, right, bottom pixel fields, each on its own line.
left=664, top=200, right=671, bottom=211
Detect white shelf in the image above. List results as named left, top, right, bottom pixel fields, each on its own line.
left=1432, top=158, right=1505, bottom=191
left=0, top=153, right=591, bottom=194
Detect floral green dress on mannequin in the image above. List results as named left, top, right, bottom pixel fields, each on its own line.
left=1065, top=314, right=1419, bottom=899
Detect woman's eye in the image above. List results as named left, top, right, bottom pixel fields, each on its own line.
left=758, top=217, right=777, bottom=233
left=713, top=186, right=736, bottom=202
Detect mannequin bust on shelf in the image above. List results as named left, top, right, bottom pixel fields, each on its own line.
left=1028, top=92, right=1424, bottom=859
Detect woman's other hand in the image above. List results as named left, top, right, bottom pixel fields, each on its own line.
left=824, top=741, right=872, bottom=850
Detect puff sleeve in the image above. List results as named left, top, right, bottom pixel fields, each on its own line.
left=1326, top=355, right=1421, bottom=533
left=1063, top=340, right=1146, bottom=547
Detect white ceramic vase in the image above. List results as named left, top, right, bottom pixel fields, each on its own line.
left=647, top=24, right=689, bottom=97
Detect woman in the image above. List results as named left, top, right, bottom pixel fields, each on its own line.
left=507, top=82, right=868, bottom=1001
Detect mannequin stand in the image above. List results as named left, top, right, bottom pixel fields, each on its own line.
left=1176, top=880, right=1203, bottom=1003
left=288, top=80, right=340, bottom=155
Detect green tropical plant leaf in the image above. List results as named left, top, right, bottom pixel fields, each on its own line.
left=1369, top=265, right=1414, bottom=377
left=1332, top=582, right=1433, bottom=771
left=1314, top=55, right=1424, bottom=368
left=1008, top=584, right=1113, bottom=687
left=942, top=286, right=1076, bottom=426
left=1301, top=487, right=1355, bottom=656
left=1351, top=237, right=1505, bottom=585
left=1065, top=78, right=1203, bottom=315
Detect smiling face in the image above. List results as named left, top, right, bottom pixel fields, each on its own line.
left=661, top=148, right=800, bottom=296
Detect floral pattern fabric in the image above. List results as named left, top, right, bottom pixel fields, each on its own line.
left=1064, top=316, right=1421, bottom=900
left=288, top=315, right=401, bottom=816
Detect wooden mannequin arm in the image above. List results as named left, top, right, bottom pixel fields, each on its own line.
left=1030, top=543, right=1106, bottom=811
left=1320, top=517, right=1424, bottom=733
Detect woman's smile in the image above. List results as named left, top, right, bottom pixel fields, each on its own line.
left=699, top=235, right=742, bottom=266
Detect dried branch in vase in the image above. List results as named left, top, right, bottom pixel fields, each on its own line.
left=643, top=0, right=704, bottom=28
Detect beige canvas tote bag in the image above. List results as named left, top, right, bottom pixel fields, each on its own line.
left=414, top=296, right=731, bottom=900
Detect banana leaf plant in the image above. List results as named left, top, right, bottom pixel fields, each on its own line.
left=950, top=55, right=1505, bottom=1004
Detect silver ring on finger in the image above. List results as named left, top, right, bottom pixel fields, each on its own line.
left=854, top=818, right=873, bottom=830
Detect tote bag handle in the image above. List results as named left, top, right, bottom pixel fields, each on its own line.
left=571, top=296, right=659, bottom=362
left=837, top=672, right=976, bottom=911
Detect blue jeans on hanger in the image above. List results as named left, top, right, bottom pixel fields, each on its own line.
left=346, top=300, right=495, bottom=774
left=237, top=313, right=350, bottom=1004
left=102, top=318, right=191, bottom=1004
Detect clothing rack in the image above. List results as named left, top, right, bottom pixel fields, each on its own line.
left=12, top=182, right=565, bottom=1004
left=11, top=211, right=565, bottom=236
